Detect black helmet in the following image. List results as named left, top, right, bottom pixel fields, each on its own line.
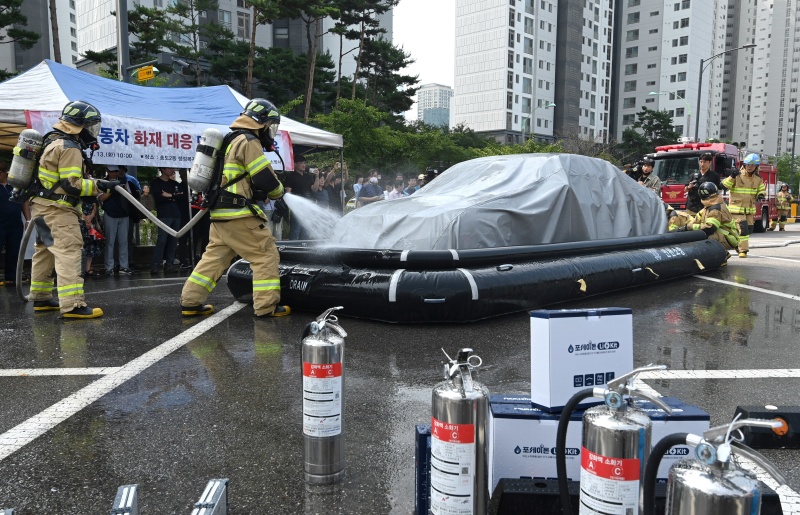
left=642, top=157, right=655, bottom=166
left=241, top=98, right=280, bottom=126
left=698, top=181, right=718, bottom=199
left=60, top=100, right=101, bottom=127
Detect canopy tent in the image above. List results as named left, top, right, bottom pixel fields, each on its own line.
left=0, top=60, right=343, bottom=161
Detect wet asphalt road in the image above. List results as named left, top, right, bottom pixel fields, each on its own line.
left=0, top=226, right=799, bottom=514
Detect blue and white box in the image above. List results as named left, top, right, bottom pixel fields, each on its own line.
left=638, top=398, right=711, bottom=481
left=487, top=396, right=585, bottom=495
left=487, top=394, right=710, bottom=493
left=530, top=308, right=633, bottom=412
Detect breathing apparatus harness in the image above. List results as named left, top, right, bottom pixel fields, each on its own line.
left=200, top=129, right=284, bottom=219
left=15, top=130, right=96, bottom=207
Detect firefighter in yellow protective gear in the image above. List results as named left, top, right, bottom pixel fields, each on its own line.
left=721, top=153, right=765, bottom=257
left=675, top=182, right=739, bottom=251
left=180, top=98, right=290, bottom=318
left=29, top=101, right=119, bottom=319
left=666, top=204, right=694, bottom=232
left=769, top=183, right=793, bottom=231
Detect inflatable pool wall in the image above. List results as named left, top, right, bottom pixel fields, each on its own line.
left=226, top=232, right=728, bottom=323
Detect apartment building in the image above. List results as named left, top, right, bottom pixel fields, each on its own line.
left=612, top=0, right=716, bottom=142
left=554, top=0, right=614, bottom=143
left=725, top=0, right=800, bottom=156
left=417, top=83, right=454, bottom=127
left=0, top=0, right=80, bottom=75
left=451, top=0, right=559, bottom=143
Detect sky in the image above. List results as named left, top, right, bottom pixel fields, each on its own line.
left=392, top=0, right=456, bottom=120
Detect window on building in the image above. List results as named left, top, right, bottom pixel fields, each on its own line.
left=680, top=17, right=689, bottom=27
left=648, top=46, right=657, bottom=51
left=219, top=10, right=232, bottom=30
left=626, top=29, right=639, bottom=42
left=523, top=57, right=532, bottom=73
left=624, top=63, right=638, bottom=75
left=650, top=10, right=659, bottom=15
left=681, top=0, right=690, bottom=8
left=647, top=63, right=656, bottom=69
left=678, top=71, right=686, bottom=81
left=679, top=54, right=687, bottom=64
left=69, top=13, right=75, bottom=22
left=524, top=17, right=534, bottom=35
left=71, top=42, right=77, bottom=51
left=628, top=0, right=640, bottom=5
left=70, top=27, right=77, bottom=37
left=623, top=97, right=636, bottom=109
left=649, top=28, right=658, bottom=34
left=627, top=12, right=640, bottom=23
left=275, top=27, right=288, bottom=40
left=237, top=11, right=250, bottom=38
left=670, top=74, right=676, bottom=83
left=509, top=29, right=515, bottom=48
left=673, top=21, right=679, bottom=29
left=672, top=39, right=678, bottom=47
left=509, top=8, right=515, bottom=27
left=676, top=108, right=685, bottom=117
left=625, top=47, right=638, bottom=58
left=679, top=35, right=688, bottom=45
left=69, top=0, right=75, bottom=8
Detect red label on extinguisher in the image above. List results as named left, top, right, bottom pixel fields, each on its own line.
left=579, top=447, right=640, bottom=514
left=302, top=361, right=342, bottom=438
left=430, top=417, right=476, bottom=515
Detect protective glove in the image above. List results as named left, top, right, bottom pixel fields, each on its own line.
left=96, top=179, right=121, bottom=193
left=271, top=197, right=290, bottom=224
left=757, top=194, right=766, bottom=202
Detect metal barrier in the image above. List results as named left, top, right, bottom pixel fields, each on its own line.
left=110, top=485, right=139, bottom=515
left=190, top=479, right=229, bottom=515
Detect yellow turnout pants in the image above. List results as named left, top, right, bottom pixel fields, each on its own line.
left=29, top=203, right=87, bottom=313
left=181, top=216, right=281, bottom=316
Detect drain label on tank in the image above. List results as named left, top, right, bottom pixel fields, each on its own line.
left=579, top=447, right=640, bottom=514
left=430, top=417, right=475, bottom=515
left=302, top=362, right=342, bottom=437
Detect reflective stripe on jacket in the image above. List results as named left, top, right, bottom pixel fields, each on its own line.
left=721, top=170, right=765, bottom=215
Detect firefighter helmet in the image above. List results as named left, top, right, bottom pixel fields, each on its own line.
left=241, top=98, right=280, bottom=126
left=743, top=153, right=761, bottom=166
left=698, top=181, right=718, bottom=200
left=60, top=100, right=101, bottom=127
left=642, top=157, right=655, bottom=166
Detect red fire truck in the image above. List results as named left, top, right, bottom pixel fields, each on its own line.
left=650, top=142, right=779, bottom=232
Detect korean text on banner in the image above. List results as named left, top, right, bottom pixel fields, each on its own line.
left=26, top=110, right=294, bottom=170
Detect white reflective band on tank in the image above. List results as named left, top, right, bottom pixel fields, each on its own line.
left=457, top=268, right=479, bottom=300
left=400, top=250, right=410, bottom=262
left=389, top=269, right=405, bottom=302
left=449, top=249, right=460, bottom=260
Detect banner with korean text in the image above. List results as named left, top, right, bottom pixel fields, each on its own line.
left=26, top=111, right=294, bottom=170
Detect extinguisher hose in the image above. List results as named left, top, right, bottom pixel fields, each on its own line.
left=642, top=432, right=689, bottom=515
left=556, top=387, right=595, bottom=515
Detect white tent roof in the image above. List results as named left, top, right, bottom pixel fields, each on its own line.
left=0, top=60, right=343, bottom=151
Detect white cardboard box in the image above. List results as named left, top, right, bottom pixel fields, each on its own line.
left=487, top=394, right=710, bottom=494
left=488, top=396, right=584, bottom=495
left=530, top=308, right=633, bottom=412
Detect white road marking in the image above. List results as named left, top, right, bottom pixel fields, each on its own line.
left=759, top=255, right=800, bottom=264
left=695, top=275, right=800, bottom=302
left=640, top=369, right=800, bottom=380
left=90, top=281, right=185, bottom=294
left=0, top=302, right=245, bottom=462
left=0, top=368, right=120, bottom=377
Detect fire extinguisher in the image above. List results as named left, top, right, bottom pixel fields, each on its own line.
left=431, top=348, right=489, bottom=515
left=642, top=417, right=788, bottom=515
left=301, top=306, right=347, bottom=485
left=556, top=364, right=672, bottom=515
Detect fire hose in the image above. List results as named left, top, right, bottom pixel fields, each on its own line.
left=15, top=185, right=208, bottom=302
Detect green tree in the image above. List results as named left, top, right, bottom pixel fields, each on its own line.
left=358, top=37, right=418, bottom=117
left=621, top=107, right=680, bottom=159
left=164, top=0, right=219, bottom=86
left=776, top=153, right=799, bottom=193
left=83, top=4, right=172, bottom=79
left=0, top=0, right=41, bottom=80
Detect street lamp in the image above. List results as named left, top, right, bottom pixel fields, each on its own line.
left=525, top=102, right=556, bottom=142
left=694, top=43, right=757, bottom=142
left=649, top=91, right=692, bottom=138
left=790, top=103, right=799, bottom=194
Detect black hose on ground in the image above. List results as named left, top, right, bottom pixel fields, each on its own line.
left=556, top=387, right=595, bottom=515
left=642, top=432, right=689, bottom=515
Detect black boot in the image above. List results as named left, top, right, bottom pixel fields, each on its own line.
left=33, top=299, right=60, bottom=312
left=61, top=306, right=104, bottom=319
left=181, top=304, right=214, bottom=316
